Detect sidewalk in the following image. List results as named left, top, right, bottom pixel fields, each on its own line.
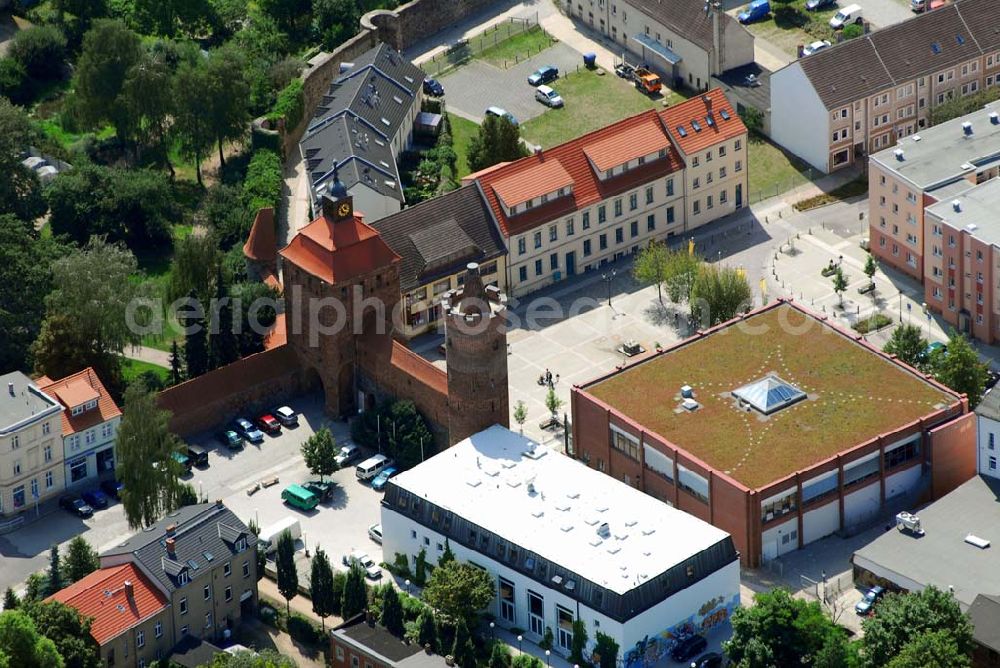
left=258, top=575, right=344, bottom=629
left=124, top=345, right=171, bottom=367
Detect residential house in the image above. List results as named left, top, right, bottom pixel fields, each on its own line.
left=99, top=502, right=258, bottom=647
left=0, top=372, right=64, bottom=522
left=370, top=185, right=508, bottom=338
left=567, top=0, right=754, bottom=91
left=300, top=43, right=425, bottom=222
left=38, top=368, right=121, bottom=491
left=770, top=0, right=1000, bottom=173
left=48, top=563, right=172, bottom=668
left=331, top=615, right=451, bottom=668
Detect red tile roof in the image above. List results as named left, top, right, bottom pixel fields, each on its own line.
left=47, top=564, right=167, bottom=646
left=279, top=209, right=400, bottom=284
left=37, top=368, right=121, bottom=437
left=583, top=121, right=672, bottom=172
left=243, top=207, right=277, bottom=263
left=476, top=110, right=684, bottom=238
left=491, top=160, right=575, bottom=209
left=659, top=88, right=746, bottom=156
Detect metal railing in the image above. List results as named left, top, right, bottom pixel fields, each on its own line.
left=422, top=15, right=547, bottom=77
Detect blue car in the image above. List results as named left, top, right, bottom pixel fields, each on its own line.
left=738, top=0, right=771, bottom=23
left=234, top=418, right=264, bottom=444
left=82, top=489, right=109, bottom=509
left=100, top=479, right=124, bottom=499
left=855, top=585, right=885, bottom=615
left=528, top=65, right=559, bottom=86
left=371, top=467, right=398, bottom=491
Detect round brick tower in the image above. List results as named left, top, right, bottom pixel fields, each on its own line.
left=443, top=263, right=509, bottom=445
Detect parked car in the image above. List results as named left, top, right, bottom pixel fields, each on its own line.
left=186, top=445, right=210, bottom=468
left=172, top=450, right=193, bottom=472
left=485, top=106, right=518, bottom=126
left=423, top=77, right=444, bottom=96
left=234, top=418, right=264, bottom=444
left=100, top=479, right=124, bottom=499
left=273, top=406, right=298, bottom=427
left=535, top=85, right=564, bottom=108
left=671, top=635, right=708, bottom=663
left=343, top=550, right=382, bottom=579
left=60, top=495, right=93, bottom=518
left=335, top=443, right=361, bottom=467
left=217, top=429, right=243, bottom=450
left=282, top=484, right=320, bottom=511
left=855, top=585, right=885, bottom=615
left=527, top=65, right=558, bottom=86
left=81, top=489, right=109, bottom=509
left=802, top=40, right=832, bottom=56
left=303, top=480, right=335, bottom=502
left=829, top=3, right=863, bottom=28
left=738, top=0, right=770, bottom=24
left=693, top=652, right=725, bottom=668
left=805, top=0, right=836, bottom=9
left=371, top=466, right=398, bottom=491
left=257, top=414, right=281, bottom=434
left=368, top=523, right=383, bottom=544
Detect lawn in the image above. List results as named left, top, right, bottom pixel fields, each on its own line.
left=744, top=0, right=840, bottom=56
left=747, top=136, right=816, bottom=203
left=448, top=113, right=479, bottom=179
left=476, top=25, right=556, bottom=69
left=585, top=304, right=955, bottom=489
left=519, top=69, right=689, bottom=150
left=122, top=358, right=170, bottom=385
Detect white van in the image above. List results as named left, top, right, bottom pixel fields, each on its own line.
left=257, top=516, right=301, bottom=554
left=356, top=454, right=394, bottom=481
left=830, top=4, right=863, bottom=28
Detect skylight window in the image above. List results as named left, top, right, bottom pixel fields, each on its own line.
left=720, top=109, right=731, bottom=121
left=691, top=120, right=703, bottom=132
left=380, top=117, right=390, bottom=126
left=733, top=375, right=806, bottom=415
left=956, top=34, right=965, bottom=45
left=931, top=42, right=941, bottom=54
left=676, top=126, right=688, bottom=137
left=706, top=114, right=715, bottom=127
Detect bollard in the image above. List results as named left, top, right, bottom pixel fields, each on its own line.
left=766, top=215, right=769, bottom=223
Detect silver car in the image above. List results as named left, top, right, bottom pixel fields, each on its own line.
left=343, top=550, right=382, bottom=579
left=535, top=85, right=564, bottom=108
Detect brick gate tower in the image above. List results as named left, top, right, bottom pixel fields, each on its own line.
left=442, top=263, right=509, bottom=444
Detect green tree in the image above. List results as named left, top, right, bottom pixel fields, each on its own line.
left=380, top=400, right=434, bottom=469
left=9, top=26, right=67, bottom=80
left=887, top=629, right=970, bottom=668
left=451, top=619, right=476, bottom=668
left=863, top=253, right=878, bottom=288
left=47, top=546, right=63, bottom=596
left=545, top=388, right=563, bottom=417
left=209, top=648, right=297, bottom=668
left=275, top=529, right=298, bottom=614
left=540, top=627, right=553, bottom=651
left=259, top=0, right=312, bottom=33
left=488, top=642, right=512, bottom=668
left=23, top=600, right=99, bottom=668
left=209, top=266, right=240, bottom=368
left=832, top=266, right=848, bottom=307
left=423, top=560, right=494, bottom=628
left=301, top=427, right=339, bottom=482
left=0, top=215, right=65, bottom=372
left=738, top=106, right=764, bottom=136
left=414, top=547, right=428, bottom=586
left=883, top=324, right=928, bottom=369
left=724, top=588, right=847, bottom=667
left=467, top=114, right=529, bottom=173
left=594, top=631, right=619, bottom=668
left=169, top=340, right=184, bottom=385
left=414, top=606, right=438, bottom=651
left=0, top=57, right=27, bottom=105
left=231, top=281, right=279, bottom=356
left=172, top=58, right=215, bottom=186
left=169, top=233, right=220, bottom=303
left=929, top=87, right=1000, bottom=125
left=73, top=20, right=143, bottom=140
left=569, top=618, right=588, bottom=666
left=120, top=49, right=175, bottom=167
left=930, top=331, right=990, bottom=408
left=23, top=574, right=47, bottom=603
left=633, top=240, right=670, bottom=303
left=63, top=537, right=100, bottom=585
left=513, top=401, right=527, bottom=434
left=312, top=0, right=359, bottom=49
left=861, top=586, right=973, bottom=667
left=309, top=548, right=336, bottom=631
left=204, top=45, right=250, bottom=167
left=342, top=564, right=368, bottom=619
left=380, top=585, right=405, bottom=636
left=182, top=293, right=211, bottom=378
left=116, top=381, right=185, bottom=529
left=689, top=264, right=752, bottom=327
left=0, top=610, right=64, bottom=668
left=247, top=518, right=267, bottom=583
left=0, top=99, right=46, bottom=222
left=663, top=249, right=702, bottom=304
left=2, top=588, right=18, bottom=611
left=438, top=539, right=455, bottom=567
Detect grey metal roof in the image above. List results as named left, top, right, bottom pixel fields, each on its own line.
left=925, top=179, right=1000, bottom=245
left=732, top=375, right=806, bottom=414
left=334, top=617, right=442, bottom=666
left=853, top=475, right=1000, bottom=609
left=301, top=43, right=425, bottom=206
left=370, top=185, right=506, bottom=293
left=976, top=387, right=1000, bottom=422
left=871, top=101, right=1000, bottom=190
left=0, top=371, right=61, bottom=435
left=626, top=0, right=743, bottom=53
left=102, top=503, right=251, bottom=594
left=969, top=594, right=1000, bottom=652
left=792, top=0, right=995, bottom=110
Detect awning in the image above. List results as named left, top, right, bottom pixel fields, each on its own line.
left=632, top=33, right=683, bottom=65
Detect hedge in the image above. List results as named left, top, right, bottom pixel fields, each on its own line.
left=287, top=613, right=324, bottom=645
left=244, top=149, right=283, bottom=214
left=268, top=79, right=305, bottom=131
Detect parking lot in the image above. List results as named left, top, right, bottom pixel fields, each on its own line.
left=439, top=41, right=584, bottom=124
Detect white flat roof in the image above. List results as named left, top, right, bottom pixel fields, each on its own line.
left=390, top=425, right=731, bottom=595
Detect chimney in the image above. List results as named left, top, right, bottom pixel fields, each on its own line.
left=215, top=499, right=223, bottom=508
left=124, top=580, right=134, bottom=600
left=166, top=537, right=176, bottom=557
left=7, top=382, right=13, bottom=397
left=165, top=523, right=177, bottom=537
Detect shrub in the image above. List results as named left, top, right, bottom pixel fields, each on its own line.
left=287, top=613, right=322, bottom=645
left=400, top=592, right=427, bottom=621
left=842, top=23, right=863, bottom=40
left=853, top=313, right=892, bottom=334
left=244, top=149, right=283, bottom=213
left=10, top=25, right=67, bottom=80
left=389, top=552, right=413, bottom=579
left=259, top=604, right=278, bottom=627
left=0, top=57, right=27, bottom=105
left=268, top=79, right=305, bottom=131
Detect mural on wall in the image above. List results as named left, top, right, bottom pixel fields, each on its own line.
left=622, top=593, right=740, bottom=668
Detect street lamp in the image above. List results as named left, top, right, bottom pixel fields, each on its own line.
left=545, top=650, right=551, bottom=667
left=490, top=622, right=495, bottom=640
left=517, top=636, right=523, bottom=655
left=899, top=290, right=904, bottom=323
left=404, top=579, right=411, bottom=595
left=602, top=269, right=616, bottom=307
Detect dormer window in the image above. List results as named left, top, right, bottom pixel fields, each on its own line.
left=71, top=405, right=84, bottom=416
left=178, top=571, right=189, bottom=586
left=85, top=399, right=97, bottom=410
left=236, top=538, right=246, bottom=552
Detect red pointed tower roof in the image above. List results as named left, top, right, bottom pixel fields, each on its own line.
left=243, top=207, right=277, bottom=263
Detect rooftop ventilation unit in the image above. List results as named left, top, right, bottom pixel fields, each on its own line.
left=967, top=223, right=978, bottom=232
left=913, top=134, right=921, bottom=142
left=962, top=121, right=973, bottom=136
left=681, top=384, right=694, bottom=398
left=965, top=534, right=991, bottom=549
left=597, top=522, right=611, bottom=538
left=895, top=511, right=924, bottom=535
left=682, top=398, right=700, bottom=411
left=952, top=200, right=962, bottom=212
left=894, top=148, right=905, bottom=161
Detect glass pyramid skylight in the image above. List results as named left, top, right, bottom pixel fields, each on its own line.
left=732, top=375, right=806, bottom=415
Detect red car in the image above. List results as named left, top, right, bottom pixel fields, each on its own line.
left=257, top=414, right=281, bottom=434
